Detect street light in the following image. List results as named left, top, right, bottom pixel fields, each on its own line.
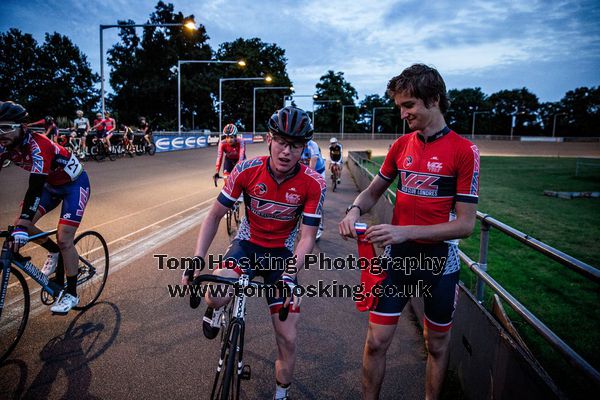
left=372, top=107, right=394, bottom=140
left=219, top=76, right=272, bottom=133
left=100, top=20, right=196, bottom=114
left=177, top=59, right=245, bottom=134
left=552, top=112, right=567, bottom=137
left=471, top=110, right=490, bottom=140
left=253, top=86, right=294, bottom=134
left=341, top=104, right=361, bottom=139
left=313, top=99, right=340, bottom=132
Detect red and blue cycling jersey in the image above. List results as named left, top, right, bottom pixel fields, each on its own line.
left=215, top=138, right=246, bottom=173
left=217, top=156, right=326, bottom=251
left=379, top=127, right=479, bottom=232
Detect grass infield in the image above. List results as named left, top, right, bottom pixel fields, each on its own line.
left=368, top=155, right=599, bottom=398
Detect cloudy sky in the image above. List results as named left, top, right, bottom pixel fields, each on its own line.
left=1, top=0, right=599, bottom=110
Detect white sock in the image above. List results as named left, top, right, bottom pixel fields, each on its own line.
left=275, top=382, right=290, bottom=399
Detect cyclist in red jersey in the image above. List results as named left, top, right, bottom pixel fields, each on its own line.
left=93, top=111, right=116, bottom=153
left=28, top=116, right=59, bottom=143
left=339, top=64, right=479, bottom=400
left=214, top=123, right=246, bottom=180
left=183, top=107, right=325, bottom=400
left=0, top=101, right=91, bottom=314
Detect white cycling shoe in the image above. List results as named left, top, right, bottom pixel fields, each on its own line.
left=51, top=293, right=80, bottom=314
left=41, top=252, right=60, bottom=276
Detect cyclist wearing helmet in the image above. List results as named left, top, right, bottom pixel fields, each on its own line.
left=72, top=110, right=90, bottom=155
left=329, top=137, right=343, bottom=185
left=29, top=116, right=59, bottom=143
left=214, top=123, right=246, bottom=180
left=139, top=117, right=152, bottom=145
left=0, top=101, right=91, bottom=314
left=184, top=107, right=326, bottom=400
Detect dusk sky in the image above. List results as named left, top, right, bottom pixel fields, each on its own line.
left=2, top=0, right=599, bottom=111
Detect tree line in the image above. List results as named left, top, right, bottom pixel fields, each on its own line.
left=1, top=1, right=598, bottom=136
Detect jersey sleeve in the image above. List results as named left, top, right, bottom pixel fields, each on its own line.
left=239, top=139, right=246, bottom=161
left=29, top=136, right=52, bottom=176
left=302, top=171, right=327, bottom=226
left=455, top=142, right=480, bottom=204
left=378, top=139, right=401, bottom=182
left=217, top=161, right=245, bottom=208
left=215, top=141, right=224, bottom=172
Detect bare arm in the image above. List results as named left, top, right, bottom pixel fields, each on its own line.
left=193, top=201, right=229, bottom=259
left=365, top=202, right=477, bottom=246
left=338, top=175, right=392, bottom=239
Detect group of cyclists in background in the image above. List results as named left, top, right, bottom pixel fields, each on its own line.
left=24, top=111, right=155, bottom=162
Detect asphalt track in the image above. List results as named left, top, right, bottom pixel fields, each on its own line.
left=1, top=138, right=598, bottom=399
left=0, top=140, right=427, bottom=400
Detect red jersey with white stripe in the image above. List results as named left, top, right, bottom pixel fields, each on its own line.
left=217, top=156, right=326, bottom=250
left=215, top=138, right=246, bottom=171
left=0, top=131, right=83, bottom=186
left=379, top=127, right=479, bottom=230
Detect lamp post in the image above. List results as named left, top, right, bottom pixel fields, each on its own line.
left=341, top=104, right=359, bottom=140
left=191, top=110, right=196, bottom=131
left=219, top=76, right=271, bottom=133
left=253, top=86, right=293, bottom=134
left=471, top=110, right=490, bottom=139
left=552, top=112, right=567, bottom=137
left=313, top=99, right=340, bottom=132
left=372, top=107, right=394, bottom=140
left=177, top=59, right=245, bottom=134
left=100, top=20, right=196, bottom=115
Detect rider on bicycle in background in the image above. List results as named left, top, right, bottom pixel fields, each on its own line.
left=0, top=101, right=91, bottom=314
left=300, top=138, right=326, bottom=239
left=139, top=117, right=152, bottom=146
left=184, top=107, right=326, bottom=400
left=93, top=111, right=115, bottom=153
left=29, top=116, right=59, bottom=143
left=328, top=137, right=343, bottom=185
left=214, top=123, right=246, bottom=181
left=72, top=110, right=90, bottom=156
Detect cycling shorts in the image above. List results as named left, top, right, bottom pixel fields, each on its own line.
left=370, top=241, right=460, bottom=332
left=223, top=157, right=238, bottom=174
left=219, top=239, right=298, bottom=315
left=38, top=171, right=91, bottom=227
left=75, top=129, right=87, bottom=138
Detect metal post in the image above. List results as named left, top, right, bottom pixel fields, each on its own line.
left=219, top=79, right=222, bottom=134
left=253, top=87, right=256, bottom=135
left=371, top=108, right=376, bottom=140
left=100, top=26, right=105, bottom=114
left=177, top=60, right=181, bottom=135
left=477, top=218, right=490, bottom=302
left=471, top=111, right=476, bottom=139
left=312, top=102, right=316, bottom=132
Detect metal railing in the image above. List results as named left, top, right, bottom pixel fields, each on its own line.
left=347, top=150, right=600, bottom=387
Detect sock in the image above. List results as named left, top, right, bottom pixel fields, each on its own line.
left=41, top=239, right=60, bottom=253
left=275, top=381, right=290, bottom=399
left=66, top=275, right=78, bottom=297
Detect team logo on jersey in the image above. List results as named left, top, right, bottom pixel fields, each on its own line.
left=253, top=183, right=267, bottom=196
left=403, top=155, right=413, bottom=168
left=249, top=197, right=299, bottom=221
left=400, top=171, right=440, bottom=196
left=30, top=141, right=44, bottom=173
left=427, top=160, right=443, bottom=173
left=63, top=213, right=71, bottom=219
left=285, top=192, right=301, bottom=204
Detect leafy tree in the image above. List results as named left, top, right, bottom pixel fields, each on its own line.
left=447, top=88, right=489, bottom=135
left=357, top=94, right=399, bottom=134
left=313, top=71, right=358, bottom=133
left=217, top=38, right=292, bottom=132
left=558, top=86, right=600, bottom=137
left=487, top=88, right=541, bottom=136
left=107, top=1, right=212, bottom=129
left=0, top=29, right=98, bottom=124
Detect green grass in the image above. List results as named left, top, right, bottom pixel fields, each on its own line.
left=368, top=155, right=600, bottom=399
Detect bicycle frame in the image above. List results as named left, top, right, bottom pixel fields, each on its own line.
left=0, top=229, right=64, bottom=320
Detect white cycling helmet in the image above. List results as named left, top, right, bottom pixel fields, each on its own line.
left=330, top=137, right=338, bottom=144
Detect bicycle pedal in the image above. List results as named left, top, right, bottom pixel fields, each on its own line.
left=241, top=365, right=251, bottom=380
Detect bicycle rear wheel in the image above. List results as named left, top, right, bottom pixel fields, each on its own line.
left=0, top=266, right=30, bottom=364
left=73, top=231, right=109, bottom=310
left=211, top=323, right=240, bottom=400
left=147, top=143, right=156, bottom=155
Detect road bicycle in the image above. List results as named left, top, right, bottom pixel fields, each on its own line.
left=90, top=135, right=116, bottom=162
left=109, top=133, right=135, bottom=158
left=133, top=133, right=156, bottom=156
left=330, top=161, right=342, bottom=192
left=0, top=226, right=110, bottom=364
left=191, top=273, right=290, bottom=400
left=213, top=174, right=241, bottom=236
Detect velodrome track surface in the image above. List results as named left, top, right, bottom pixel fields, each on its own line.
left=0, top=138, right=597, bottom=399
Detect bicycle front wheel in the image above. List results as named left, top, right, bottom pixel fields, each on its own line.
left=73, top=231, right=110, bottom=310
left=211, top=323, right=240, bottom=400
left=0, top=266, right=30, bottom=364
left=226, top=210, right=234, bottom=236
left=147, top=143, right=156, bottom=155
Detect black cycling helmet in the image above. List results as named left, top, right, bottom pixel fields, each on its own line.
left=0, top=101, right=28, bottom=123
left=223, top=123, right=238, bottom=136
left=45, top=115, right=54, bottom=123
left=267, top=106, right=313, bottom=142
